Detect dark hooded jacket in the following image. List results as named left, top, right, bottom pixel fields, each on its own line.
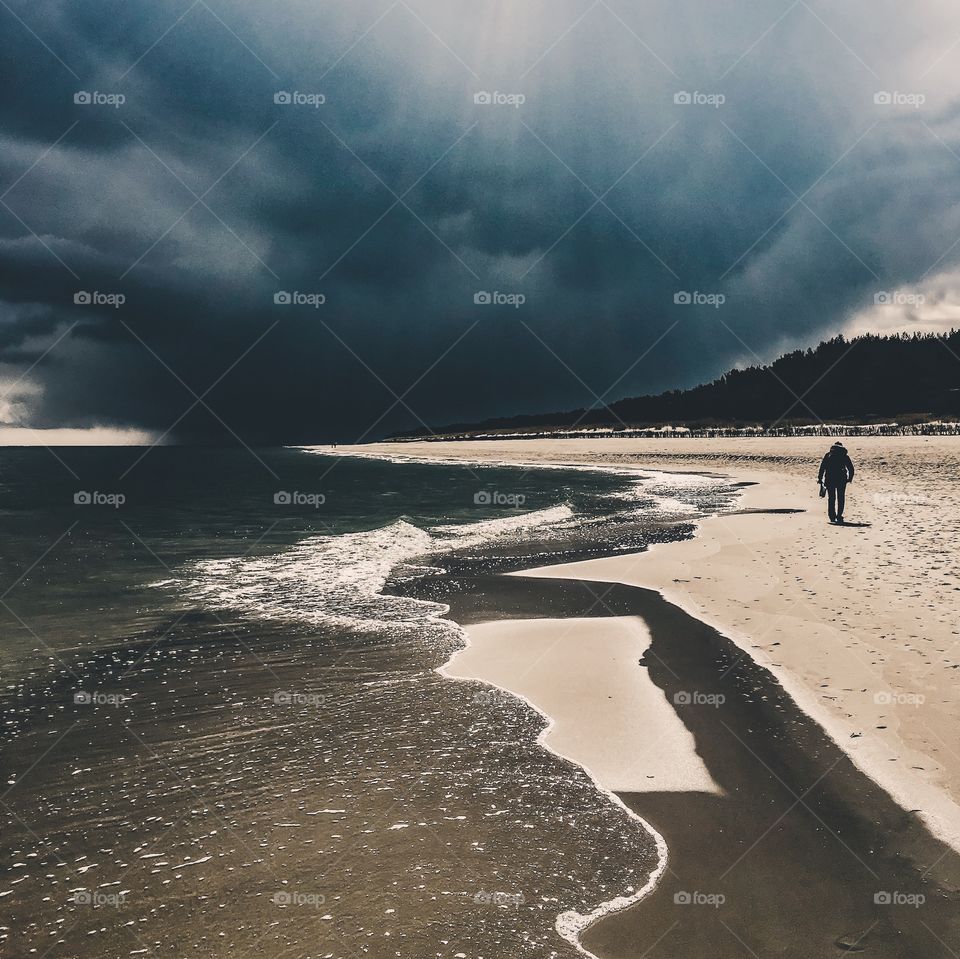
left=818, top=443, right=855, bottom=486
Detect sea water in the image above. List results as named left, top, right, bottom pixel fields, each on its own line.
left=0, top=446, right=736, bottom=957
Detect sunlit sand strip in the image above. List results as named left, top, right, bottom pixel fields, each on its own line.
left=515, top=472, right=960, bottom=857
left=440, top=615, right=719, bottom=957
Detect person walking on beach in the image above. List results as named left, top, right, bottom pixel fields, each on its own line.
left=818, top=442, right=855, bottom=524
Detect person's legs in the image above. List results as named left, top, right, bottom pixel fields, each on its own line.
left=827, top=485, right=837, bottom=522
left=836, top=481, right=846, bottom=521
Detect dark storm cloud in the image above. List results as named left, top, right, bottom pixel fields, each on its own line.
left=3, top=0, right=960, bottom=441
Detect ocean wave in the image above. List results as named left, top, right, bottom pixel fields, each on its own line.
left=164, top=471, right=715, bottom=954
left=298, top=444, right=654, bottom=478
left=167, top=464, right=735, bottom=632
left=175, top=519, right=439, bottom=630
left=169, top=505, right=577, bottom=631
left=431, top=503, right=575, bottom=546
left=637, top=470, right=739, bottom=517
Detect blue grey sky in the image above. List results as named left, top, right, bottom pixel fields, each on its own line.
left=2, top=0, right=960, bottom=441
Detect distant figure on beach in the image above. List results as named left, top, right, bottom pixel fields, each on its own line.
left=818, top=442, right=855, bottom=524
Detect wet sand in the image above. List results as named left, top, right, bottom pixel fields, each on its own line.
left=432, top=571, right=960, bottom=958
left=444, top=616, right=718, bottom=794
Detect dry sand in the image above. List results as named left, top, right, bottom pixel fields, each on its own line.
left=332, top=436, right=960, bottom=851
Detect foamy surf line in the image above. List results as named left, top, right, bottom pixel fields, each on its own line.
left=165, top=504, right=577, bottom=631
left=300, top=445, right=734, bottom=521
left=438, top=629, right=668, bottom=959
left=297, top=443, right=668, bottom=479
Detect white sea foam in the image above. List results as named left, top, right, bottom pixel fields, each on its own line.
left=299, top=444, right=650, bottom=478
left=172, top=505, right=576, bottom=630
left=177, top=520, right=439, bottom=629
left=431, top=504, right=574, bottom=547
left=300, top=446, right=734, bottom=519
left=171, top=459, right=733, bottom=631
left=637, top=470, right=737, bottom=517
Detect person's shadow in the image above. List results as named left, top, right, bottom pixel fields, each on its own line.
left=835, top=521, right=871, bottom=528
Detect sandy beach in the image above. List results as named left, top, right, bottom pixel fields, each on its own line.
left=5, top=440, right=959, bottom=958
left=426, top=561, right=960, bottom=957
left=10, top=1, right=960, bottom=955
left=343, top=436, right=960, bottom=860
left=312, top=434, right=960, bottom=959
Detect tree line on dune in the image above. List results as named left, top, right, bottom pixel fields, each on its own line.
left=400, top=331, right=960, bottom=436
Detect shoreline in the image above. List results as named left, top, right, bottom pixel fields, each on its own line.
left=317, top=437, right=960, bottom=860
left=427, top=570, right=960, bottom=957
left=438, top=618, right=672, bottom=958
left=7, top=442, right=959, bottom=956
